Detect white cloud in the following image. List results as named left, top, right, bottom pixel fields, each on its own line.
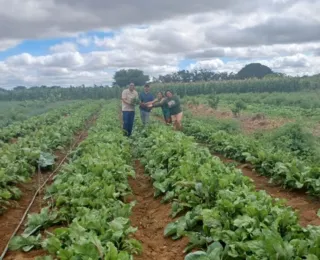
left=0, top=0, right=300, bottom=41
left=0, top=39, right=20, bottom=51
left=188, top=59, right=225, bottom=71
left=76, top=36, right=92, bottom=47
left=0, top=0, right=320, bottom=88
left=50, top=42, right=77, bottom=53
left=188, top=54, right=320, bottom=76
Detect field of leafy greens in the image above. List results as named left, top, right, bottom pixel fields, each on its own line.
left=181, top=117, right=320, bottom=196
left=0, top=100, right=76, bottom=128
left=4, top=99, right=320, bottom=260
left=133, top=121, right=320, bottom=259
left=9, top=103, right=141, bottom=259
left=0, top=101, right=86, bottom=142
left=0, top=101, right=101, bottom=214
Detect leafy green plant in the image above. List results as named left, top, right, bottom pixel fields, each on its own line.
left=207, top=95, right=220, bottom=110
left=131, top=96, right=140, bottom=106
left=9, top=103, right=141, bottom=259
left=9, top=234, right=42, bottom=252
left=133, top=120, right=320, bottom=259
left=231, top=100, right=247, bottom=118
left=0, top=101, right=102, bottom=214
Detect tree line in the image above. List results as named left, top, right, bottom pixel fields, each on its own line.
left=0, top=63, right=319, bottom=101
left=112, top=63, right=278, bottom=87
left=0, top=85, right=122, bottom=101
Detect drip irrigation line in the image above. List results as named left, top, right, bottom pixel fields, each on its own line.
left=0, top=116, right=94, bottom=260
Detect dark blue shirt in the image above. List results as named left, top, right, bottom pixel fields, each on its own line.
left=139, top=92, right=154, bottom=112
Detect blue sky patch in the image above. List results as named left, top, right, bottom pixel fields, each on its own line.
left=0, top=30, right=117, bottom=61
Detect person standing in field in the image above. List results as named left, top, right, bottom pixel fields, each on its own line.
left=152, top=90, right=183, bottom=130
left=139, top=84, right=154, bottom=126
left=121, top=82, right=139, bottom=136
left=148, top=91, right=171, bottom=124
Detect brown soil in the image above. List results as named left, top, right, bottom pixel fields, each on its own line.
left=9, top=138, right=18, bottom=144
left=214, top=154, right=320, bottom=227
left=1, top=113, right=98, bottom=260
left=129, top=160, right=189, bottom=260
left=187, top=104, right=292, bottom=134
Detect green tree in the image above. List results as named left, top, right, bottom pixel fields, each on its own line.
left=237, top=63, right=273, bottom=79
left=113, top=69, right=149, bottom=87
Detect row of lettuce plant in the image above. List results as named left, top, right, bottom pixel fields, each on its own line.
left=0, top=101, right=86, bottom=142
left=9, top=103, right=141, bottom=259
left=181, top=118, right=320, bottom=197
left=133, top=122, right=320, bottom=259
left=0, top=101, right=102, bottom=214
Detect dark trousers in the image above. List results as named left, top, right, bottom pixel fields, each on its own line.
left=122, top=111, right=135, bottom=136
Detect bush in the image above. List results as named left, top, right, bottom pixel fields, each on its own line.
left=265, top=123, right=318, bottom=160
left=207, top=95, right=220, bottom=109
left=231, top=100, right=247, bottom=118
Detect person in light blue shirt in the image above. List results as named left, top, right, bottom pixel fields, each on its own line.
left=139, top=84, right=154, bottom=125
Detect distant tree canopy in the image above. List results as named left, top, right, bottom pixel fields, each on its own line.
left=236, top=63, right=274, bottom=79
left=1, top=64, right=319, bottom=101
left=113, top=69, right=150, bottom=87
left=155, top=64, right=276, bottom=83
left=157, top=69, right=236, bottom=83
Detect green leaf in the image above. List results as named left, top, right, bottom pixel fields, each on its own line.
left=42, top=236, right=62, bottom=254
left=207, top=242, right=223, bottom=254
left=73, top=242, right=100, bottom=259
left=38, top=152, right=55, bottom=168
left=105, top=242, right=118, bottom=260
left=9, top=234, right=42, bottom=252
left=306, top=254, right=319, bottom=260
left=164, top=222, right=177, bottom=237
left=35, top=256, right=54, bottom=260
left=109, top=217, right=128, bottom=231
left=185, top=251, right=209, bottom=260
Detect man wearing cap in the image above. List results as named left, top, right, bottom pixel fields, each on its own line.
left=139, top=84, right=154, bottom=126
left=121, top=82, right=139, bottom=136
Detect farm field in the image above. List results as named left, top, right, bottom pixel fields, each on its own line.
left=182, top=93, right=320, bottom=135
left=0, top=101, right=76, bottom=128
left=179, top=91, right=320, bottom=196
left=1, top=85, right=320, bottom=259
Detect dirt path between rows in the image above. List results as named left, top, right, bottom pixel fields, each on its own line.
left=215, top=154, right=320, bottom=227
left=1, top=113, right=98, bottom=260
left=129, top=160, right=189, bottom=260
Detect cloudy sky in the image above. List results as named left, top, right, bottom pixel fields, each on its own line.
left=0, top=0, right=319, bottom=89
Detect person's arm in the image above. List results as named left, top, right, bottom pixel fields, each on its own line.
left=139, top=92, right=147, bottom=107
left=121, top=90, right=131, bottom=105
left=146, top=97, right=160, bottom=105
left=152, top=98, right=166, bottom=107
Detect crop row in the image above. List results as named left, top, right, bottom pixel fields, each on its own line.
left=181, top=95, right=320, bottom=120
left=133, top=122, right=320, bottom=259
left=0, top=101, right=86, bottom=142
left=9, top=104, right=140, bottom=259
left=217, top=92, right=320, bottom=110
left=0, top=101, right=101, bottom=214
left=182, top=118, right=320, bottom=197
left=0, top=100, right=76, bottom=128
